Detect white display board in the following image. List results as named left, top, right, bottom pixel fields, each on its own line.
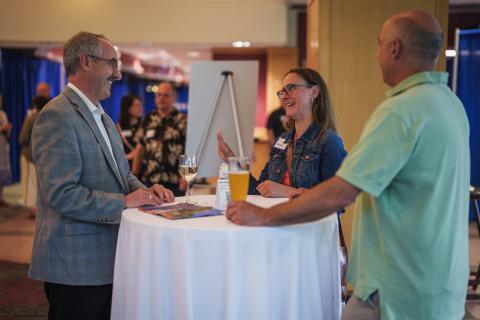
left=186, top=61, right=259, bottom=177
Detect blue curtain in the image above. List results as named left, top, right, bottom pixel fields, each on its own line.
left=0, top=49, right=63, bottom=182
left=455, top=29, right=480, bottom=221
left=36, top=59, right=63, bottom=97
left=456, top=29, right=480, bottom=187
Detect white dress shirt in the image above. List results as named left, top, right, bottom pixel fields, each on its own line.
left=67, top=83, right=120, bottom=176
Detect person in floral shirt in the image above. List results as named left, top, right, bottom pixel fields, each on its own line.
left=134, top=81, right=187, bottom=196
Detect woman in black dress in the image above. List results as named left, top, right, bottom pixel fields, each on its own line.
left=116, top=94, right=143, bottom=175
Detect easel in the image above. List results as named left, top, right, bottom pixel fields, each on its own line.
left=195, top=71, right=245, bottom=163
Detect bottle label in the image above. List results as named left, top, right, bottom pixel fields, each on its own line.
left=215, top=179, right=230, bottom=212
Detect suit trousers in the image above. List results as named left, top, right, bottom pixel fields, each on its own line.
left=44, top=282, right=113, bottom=320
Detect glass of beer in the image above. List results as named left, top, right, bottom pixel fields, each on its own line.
left=228, top=157, right=250, bottom=201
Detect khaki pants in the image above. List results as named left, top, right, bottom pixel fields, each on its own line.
left=342, top=291, right=380, bottom=320
left=25, top=161, right=37, bottom=208
left=20, top=155, right=28, bottom=204
left=21, top=156, right=37, bottom=208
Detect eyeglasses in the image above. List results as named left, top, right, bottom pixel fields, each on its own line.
left=276, top=83, right=314, bottom=98
left=88, top=55, right=119, bottom=70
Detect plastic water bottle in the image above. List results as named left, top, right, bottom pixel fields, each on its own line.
left=215, top=162, right=230, bottom=212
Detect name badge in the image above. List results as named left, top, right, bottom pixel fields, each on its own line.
left=122, top=129, right=132, bottom=138
left=146, top=129, right=155, bottom=139
left=273, top=137, right=288, bottom=150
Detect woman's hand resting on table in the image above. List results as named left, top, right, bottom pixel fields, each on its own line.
left=256, top=180, right=308, bottom=199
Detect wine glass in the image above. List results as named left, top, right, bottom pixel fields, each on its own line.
left=178, top=154, right=198, bottom=204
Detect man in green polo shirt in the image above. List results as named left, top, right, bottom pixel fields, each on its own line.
left=226, top=10, right=470, bottom=320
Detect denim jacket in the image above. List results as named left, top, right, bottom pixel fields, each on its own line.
left=249, top=124, right=347, bottom=194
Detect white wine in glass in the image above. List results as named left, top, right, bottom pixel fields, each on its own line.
left=178, top=154, right=198, bottom=203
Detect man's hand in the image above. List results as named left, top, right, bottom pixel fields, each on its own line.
left=288, top=187, right=308, bottom=199
left=126, top=151, right=135, bottom=161
left=226, top=201, right=269, bottom=226
left=149, top=184, right=175, bottom=203
left=256, top=180, right=298, bottom=198
left=124, top=188, right=164, bottom=208
left=217, top=129, right=235, bottom=162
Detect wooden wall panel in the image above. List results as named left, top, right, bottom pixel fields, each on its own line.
left=306, top=0, right=320, bottom=70
left=266, top=48, right=299, bottom=115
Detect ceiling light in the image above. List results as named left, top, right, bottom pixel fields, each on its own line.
left=188, top=51, right=200, bottom=58
left=232, top=41, right=251, bottom=48
left=445, top=49, right=456, bottom=57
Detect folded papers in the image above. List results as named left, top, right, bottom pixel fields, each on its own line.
left=139, top=203, right=222, bottom=220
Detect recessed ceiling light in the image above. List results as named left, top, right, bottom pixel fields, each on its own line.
left=232, top=41, right=251, bottom=48
left=188, top=51, right=200, bottom=58
left=445, top=49, right=456, bottom=57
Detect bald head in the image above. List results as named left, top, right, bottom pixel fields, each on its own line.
left=155, top=81, right=176, bottom=116
left=36, top=82, right=51, bottom=98
left=377, top=10, right=443, bottom=86
left=387, top=10, right=443, bottom=63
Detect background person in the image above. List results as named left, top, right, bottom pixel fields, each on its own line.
left=226, top=10, right=470, bottom=320
left=116, top=94, right=143, bottom=175
left=20, top=82, right=52, bottom=207
left=0, top=94, right=12, bottom=207
left=28, top=31, right=174, bottom=320
left=134, top=81, right=187, bottom=196
left=266, top=105, right=287, bottom=146
left=26, top=82, right=51, bottom=117
left=18, top=95, right=51, bottom=217
left=218, top=68, right=347, bottom=199
left=35, top=82, right=51, bottom=99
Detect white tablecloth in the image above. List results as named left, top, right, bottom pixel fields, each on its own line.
left=111, top=195, right=341, bottom=320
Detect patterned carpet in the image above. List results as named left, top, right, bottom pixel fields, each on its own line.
left=0, top=260, right=48, bottom=319
left=0, top=204, right=27, bottom=225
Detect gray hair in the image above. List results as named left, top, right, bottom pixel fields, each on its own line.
left=394, top=17, right=443, bottom=62
left=63, top=32, right=106, bottom=77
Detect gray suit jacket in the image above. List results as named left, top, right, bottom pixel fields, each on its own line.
left=28, top=86, right=145, bottom=285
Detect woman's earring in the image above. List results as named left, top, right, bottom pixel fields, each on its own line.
left=310, top=98, right=314, bottom=103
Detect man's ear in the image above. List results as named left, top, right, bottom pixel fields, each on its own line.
left=78, top=54, right=92, bottom=71
left=390, top=38, right=402, bottom=60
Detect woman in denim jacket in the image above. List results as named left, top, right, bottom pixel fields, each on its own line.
left=218, top=68, right=346, bottom=198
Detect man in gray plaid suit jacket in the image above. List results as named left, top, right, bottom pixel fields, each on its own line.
left=28, top=32, right=175, bottom=320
